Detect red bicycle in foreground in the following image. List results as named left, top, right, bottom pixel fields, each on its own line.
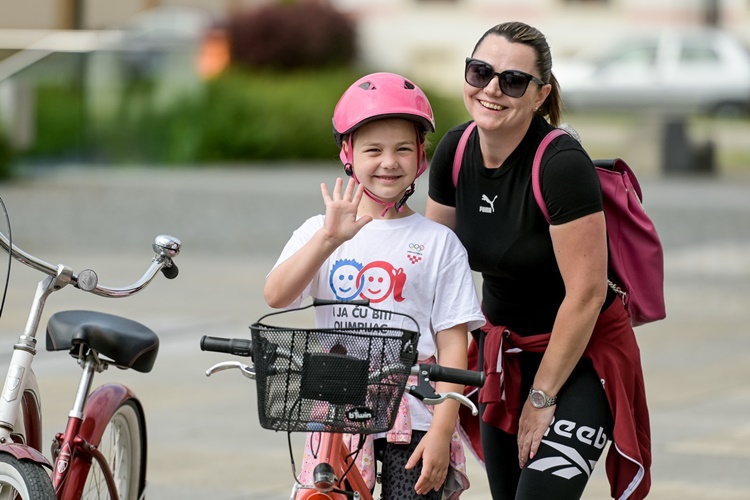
left=201, top=299, right=484, bottom=499
left=0, top=203, right=180, bottom=499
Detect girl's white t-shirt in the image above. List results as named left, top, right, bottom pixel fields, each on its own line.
left=271, top=212, right=485, bottom=430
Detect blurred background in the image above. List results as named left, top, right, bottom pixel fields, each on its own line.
left=0, top=0, right=747, bottom=177
left=1, top=1, right=750, bottom=499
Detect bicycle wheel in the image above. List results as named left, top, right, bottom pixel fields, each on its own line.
left=80, top=399, right=145, bottom=500
left=0, top=453, right=55, bottom=499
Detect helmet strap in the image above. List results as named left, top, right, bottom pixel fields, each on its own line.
left=394, top=183, right=416, bottom=212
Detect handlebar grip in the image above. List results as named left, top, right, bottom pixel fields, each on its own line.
left=200, top=336, right=253, bottom=357
left=162, top=263, right=179, bottom=279
left=423, top=365, right=485, bottom=388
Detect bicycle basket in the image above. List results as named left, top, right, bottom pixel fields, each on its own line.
left=249, top=300, right=419, bottom=434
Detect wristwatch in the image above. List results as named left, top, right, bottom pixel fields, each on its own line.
left=529, top=388, right=557, bottom=408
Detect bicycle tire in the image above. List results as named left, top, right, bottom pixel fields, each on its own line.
left=80, top=399, right=145, bottom=500
left=0, top=453, right=55, bottom=499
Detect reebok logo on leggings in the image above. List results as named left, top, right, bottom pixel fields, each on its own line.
left=527, top=417, right=609, bottom=479
left=545, top=417, right=608, bottom=449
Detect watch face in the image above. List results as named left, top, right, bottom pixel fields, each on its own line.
left=530, top=390, right=546, bottom=408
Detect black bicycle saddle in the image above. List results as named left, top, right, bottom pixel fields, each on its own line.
left=46, top=310, right=159, bottom=373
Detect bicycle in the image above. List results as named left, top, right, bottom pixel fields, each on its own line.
left=200, top=299, right=485, bottom=500
left=0, top=213, right=181, bottom=499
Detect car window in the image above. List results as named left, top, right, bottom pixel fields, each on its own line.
left=600, top=40, right=657, bottom=68
left=680, top=46, right=719, bottom=64
left=680, top=37, right=720, bottom=65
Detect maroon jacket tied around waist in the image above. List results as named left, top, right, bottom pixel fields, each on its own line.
left=460, top=300, right=651, bottom=500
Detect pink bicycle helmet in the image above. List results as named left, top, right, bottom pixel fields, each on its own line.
left=333, top=72, right=435, bottom=142
left=332, top=73, right=435, bottom=214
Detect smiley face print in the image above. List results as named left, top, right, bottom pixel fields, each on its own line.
left=329, top=259, right=364, bottom=301
left=357, top=261, right=407, bottom=303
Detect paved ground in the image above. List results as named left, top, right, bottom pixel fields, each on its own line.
left=1, top=163, right=750, bottom=499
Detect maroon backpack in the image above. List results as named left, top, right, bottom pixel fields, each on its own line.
left=452, top=122, right=666, bottom=327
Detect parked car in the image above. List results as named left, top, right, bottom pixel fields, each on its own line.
left=553, top=28, right=750, bottom=116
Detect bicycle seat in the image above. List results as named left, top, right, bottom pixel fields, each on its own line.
left=45, top=310, right=159, bottom=373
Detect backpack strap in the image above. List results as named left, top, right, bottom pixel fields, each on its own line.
left=452, top=122, right=477, bottom=187
left=531, top=129, right=568, bottom=223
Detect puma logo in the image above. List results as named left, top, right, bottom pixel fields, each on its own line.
left=479, top=194, right=498, bottom=213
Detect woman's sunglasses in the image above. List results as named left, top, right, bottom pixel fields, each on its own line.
left=464, top=58, right=546, bottom=98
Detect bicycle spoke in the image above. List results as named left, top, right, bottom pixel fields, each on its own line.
left=80, top=401, right=142, bottom=500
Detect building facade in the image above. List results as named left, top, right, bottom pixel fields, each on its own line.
left=0, top=0, right=748, bottom=93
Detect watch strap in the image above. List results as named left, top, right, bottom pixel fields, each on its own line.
left=529, top=388, right=557, bottom=407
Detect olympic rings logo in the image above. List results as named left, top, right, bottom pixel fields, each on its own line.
left=408, top=243, right=425, bottom=251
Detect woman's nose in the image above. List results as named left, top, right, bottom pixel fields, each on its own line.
left=484, top=75, right=504, bottom=96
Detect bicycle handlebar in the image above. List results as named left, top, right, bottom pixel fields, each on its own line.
left=200, top=336, right=253, bottom=357
left=0, top=230, right=57, bottom=276
left=0, top=230, right=181, bottom=297
left=415, top=364, right=485, bottom=388
left=200, top=335, right=485, bottom=389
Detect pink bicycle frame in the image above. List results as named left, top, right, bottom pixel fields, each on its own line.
left=294, top=432, right=372, bottom=500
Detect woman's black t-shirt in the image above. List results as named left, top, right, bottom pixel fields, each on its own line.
left=429, top=115, right=611, bottom=334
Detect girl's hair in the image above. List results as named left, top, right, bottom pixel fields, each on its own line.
left=472, top=22, right=562, bottom=126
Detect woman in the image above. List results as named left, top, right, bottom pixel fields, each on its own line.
left=426, top=22, right=651, bottom=499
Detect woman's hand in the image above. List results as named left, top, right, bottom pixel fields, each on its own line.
left=517, top=400, right=555, bottom=468
left=406, top=428, right=451, bottom=495
left=320, top=177, right=372, bottom=244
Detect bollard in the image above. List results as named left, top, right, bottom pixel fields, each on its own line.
left=691, top=140, right=716, bottom=174
left=662, top=116, right=716, bottom=175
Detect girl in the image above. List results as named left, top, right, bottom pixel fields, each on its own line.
left=264, top=72, right=485, bottom=499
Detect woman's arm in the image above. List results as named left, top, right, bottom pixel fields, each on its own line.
left=517, top=211, right=608, bottom=467
left=425, top=197, right=456, bottom=231
left=264, top=178, right=372, bottom=308
left=406, top=324, right=468, bottom=494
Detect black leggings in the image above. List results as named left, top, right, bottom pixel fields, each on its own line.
left=479, top=335, right=613, bottom=500
left=374, top=430, right=444, bottom=500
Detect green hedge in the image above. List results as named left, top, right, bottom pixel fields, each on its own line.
left=22, top=68, right=468, bottom=166
left=30, top=83, right=86, bottom=160
left=194, top=68, right=360, bottom=161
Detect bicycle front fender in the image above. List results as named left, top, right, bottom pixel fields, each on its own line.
left=0, top=443, right=52, bottom=469
left=78, top=383, right=139, bottom=446
left=19, top=368, right=44, bottom=451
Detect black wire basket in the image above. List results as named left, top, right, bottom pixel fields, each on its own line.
left=249, top=300, right=419, bottom=434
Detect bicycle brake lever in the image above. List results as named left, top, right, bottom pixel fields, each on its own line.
left=421, top=392, right=479, bottom=416
left=205, top=361, right=256, bottom=380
